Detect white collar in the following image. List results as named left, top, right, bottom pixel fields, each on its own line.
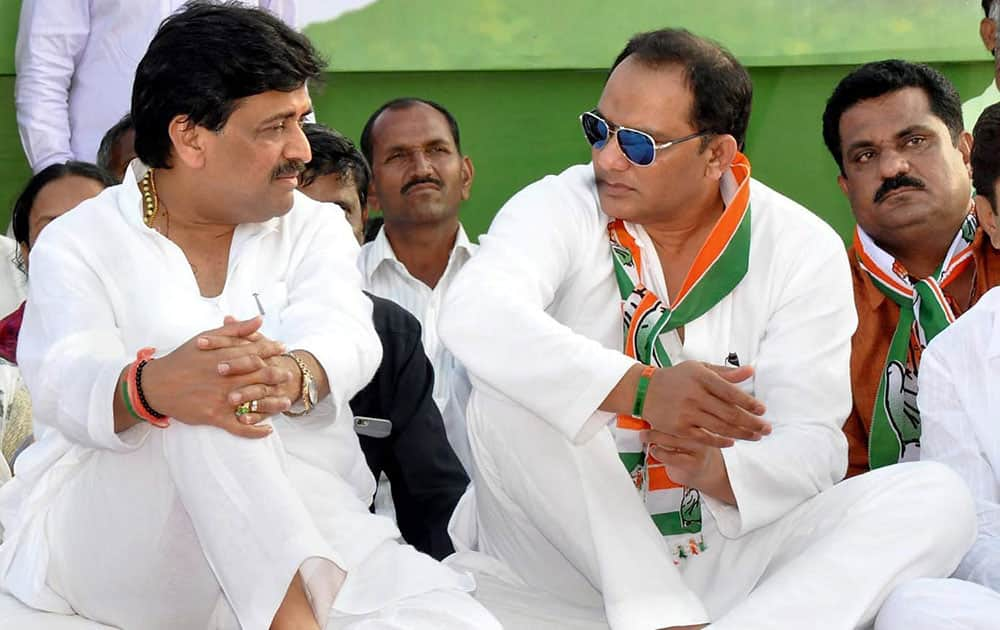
left=364, top=222, right=474, bottom=284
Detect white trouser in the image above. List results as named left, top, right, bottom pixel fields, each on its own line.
left=874, top=578, right=1000, bottom=630
left=466, top=402, right=976, bottom=630
left=45, top=422, right=345, bottom=629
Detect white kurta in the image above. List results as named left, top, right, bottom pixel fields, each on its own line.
left=359, top=225, right=476, bottom=474
left=14, top=0, right=296, bottom=170
left=0, top=163, right=490, bottom=629
left=962, top=79, right=1000, bottom=133
left=439, top=163, right=977, bottom=630
left=872, top=286, right=1000, bottom=630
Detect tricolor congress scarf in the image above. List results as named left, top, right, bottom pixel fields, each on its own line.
left=854, top=214, right=977, bottom=469
left=609, top=152, right=752, bottom=542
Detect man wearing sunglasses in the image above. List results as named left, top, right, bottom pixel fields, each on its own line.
left=439, top=28, right=974, bottom=629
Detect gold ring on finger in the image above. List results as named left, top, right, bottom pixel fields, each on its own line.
left=235, top=402, right=251, bottom=417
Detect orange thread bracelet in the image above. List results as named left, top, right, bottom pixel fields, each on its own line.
left=125, top=347, right=169, bottom=428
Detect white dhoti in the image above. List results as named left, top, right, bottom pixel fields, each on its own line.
left=458, top=401, right=976, bottom=630
left=874, top=578, right=1000, bottom=630
left=38, top=422, right=341, bottom=629
left=19, top=421, right=495, bottom=630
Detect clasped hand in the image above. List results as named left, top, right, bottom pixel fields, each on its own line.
left=639, top=361, right=770, bottom=498
left=140, top=315, right=297, bottom=439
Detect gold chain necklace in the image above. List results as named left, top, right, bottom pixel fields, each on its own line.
left=139, top=168, right=158, bottom=226
left=139, top=168, right=170, bottom=235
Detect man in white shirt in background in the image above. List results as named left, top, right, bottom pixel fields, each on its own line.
left=875, top=101, right=1000, bottom=630
left=358, top=98, right=477, bottom=473
left=439, top=27, right=976, bottom=630
left=14, top=0, right=296, bottom=171
left=963, top=0, right=1000, bottom=130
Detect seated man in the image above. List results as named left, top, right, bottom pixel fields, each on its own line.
left=358, top=98, right=477, bottom=473
left=299, top=122, right=469, bottom=560
left=0, top=5, right=497, bottom=629
left=439, top=28, right=975, bottom=629
left=874, top=102, right=1000, bottom=630
left=825, top=60, right=1000, bottom=477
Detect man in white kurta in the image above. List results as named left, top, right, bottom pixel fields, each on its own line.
left=0, top=161, right=494, bottom=630
left=869, top=287, right=1000, bottom=628
left=14, top=0, right=295, bottom=170
left=0, top=4, right=498, bottom=629
left=440, top=28, right=976, bottom=630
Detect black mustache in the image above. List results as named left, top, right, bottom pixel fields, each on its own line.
left=401, top=177, right=443, bottom=195
left=873, top=174, right=925, bottom=204
left=272, top=160, right=306, bottom=179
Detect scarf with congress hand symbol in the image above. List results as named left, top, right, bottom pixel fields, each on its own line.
left=854, top=214, right=977, bottom=470
left=608, top=152, right=752, bottom=543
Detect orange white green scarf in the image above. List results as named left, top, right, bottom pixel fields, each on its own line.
left=609, top=152, right=752, bottom=547
left=854, top=215, right=977, bottom=470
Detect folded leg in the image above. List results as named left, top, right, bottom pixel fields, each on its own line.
left=46, top=422, right=344, bottom=630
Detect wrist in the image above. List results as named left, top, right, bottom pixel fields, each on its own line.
left=697, top=449, right=736, bottom=505
left=279, top=353, right=303, bottom=402
left=138, top=355, right=168, bottom=416
left=601, top=363, right=648, bottom=415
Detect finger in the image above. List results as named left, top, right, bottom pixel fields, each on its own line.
left=224, top=420, right=274, bottom=439
left=641, top=429, right=702, bottom=454
left=204, top=315, right=263, bottom=339
left=645, top=422, right=733, bottom=450
left=218, top=354, right=267, bottom=376
left=254, top=365, right=294, bottom=386
left=228, top=382, right=272, bottom=405
left=233, top=397, right=292, bottom=421
left=217, top=342, right=287, bottom=374
left=197, top=334, right=254, bottom=350
left=217, top=338, right=286, bottom=363
left=701, top=369, right=769, bottom=420
left=695, top=396, right=768, bottom=441
left=218, top=317, right=262, bottom=342
left=648, top=445, right=699, bottom=470
left=253, top=339, right=287, bottom=360
left=704, top=363, right=754, bottom=382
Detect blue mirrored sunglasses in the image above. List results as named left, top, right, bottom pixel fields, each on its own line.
left=579, top=110, right=707, bottom=167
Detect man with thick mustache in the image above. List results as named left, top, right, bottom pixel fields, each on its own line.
left=823, top=59, right=1000, bottom=478
left=358, top=98, right=477, bottom=474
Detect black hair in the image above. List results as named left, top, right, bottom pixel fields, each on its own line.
left=822, top=59, right=963, bottom=175
left=11, top=161, right=116, bottom=270
left=985, top=1, right=995, bottom=17
left=973, top=103, right=1000, bottom=209
left=96, top=112, right=134, bottom=176
left=301, top=123, right=371, bottom=207
left=609, top=28, right=753, bottom=150
left=132, top=1, right=324, bottom=168
left=359, top=98, right=462, bottom=169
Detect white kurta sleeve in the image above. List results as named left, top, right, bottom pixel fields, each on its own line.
left=14, top=0, right=90, bottom=171
left=439, top=174, right=636, bottom=444
left=279, top=206, right=381, bottom=412
left=920, top=343, right=1000, bottom=591
left=704, top=225, right=856, bottom=537
left=16, top=217, right=142, bottom=452
left=260, top=0, right=297, bottom=26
